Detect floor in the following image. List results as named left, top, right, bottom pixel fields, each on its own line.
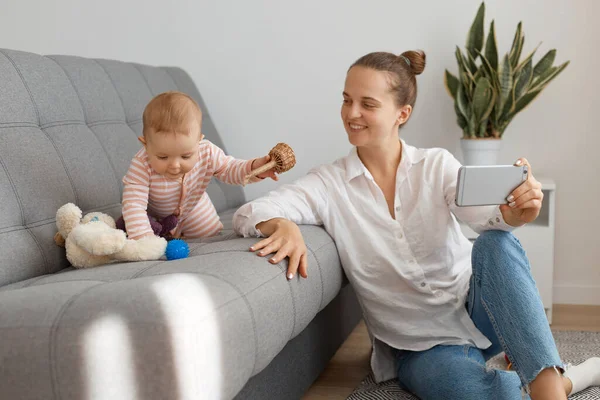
left=302, top=305, right=600, bottom=400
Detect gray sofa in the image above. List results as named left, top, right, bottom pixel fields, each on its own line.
left=0, top=48, right=362, bottom=400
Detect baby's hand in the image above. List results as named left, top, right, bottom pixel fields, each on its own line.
left=252, top=155, right=279, bottom=181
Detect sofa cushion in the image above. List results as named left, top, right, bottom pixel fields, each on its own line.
left=0, top=206, right=344, bottom=399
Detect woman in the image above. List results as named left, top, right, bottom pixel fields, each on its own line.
left=233, top=50, right=599, bottom=399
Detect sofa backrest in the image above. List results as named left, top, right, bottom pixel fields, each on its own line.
left=0, top=48, right=245, bottom=287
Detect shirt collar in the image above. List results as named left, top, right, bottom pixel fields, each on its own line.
left=344, top=139, right=426, bottom=182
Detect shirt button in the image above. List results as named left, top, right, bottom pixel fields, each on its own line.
left=395, top=206, right=400, bottom=211
left=420, top=282, right=426, bottom=287
left=496, top=217, right=500, bottom=223
left=488, top=220, right=494, bottom=226
left=435, top=291, right=443, bottom=298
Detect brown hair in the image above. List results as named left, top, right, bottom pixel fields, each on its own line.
left=142, top=91, right=202, bottom=138
left=349, top=50, right=426, bottom=109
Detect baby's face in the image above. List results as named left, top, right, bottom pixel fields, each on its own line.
left=144, top=124, right=203, bottom=179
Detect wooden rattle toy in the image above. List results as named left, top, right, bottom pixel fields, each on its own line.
left=244, top=143, right=296, bottom=185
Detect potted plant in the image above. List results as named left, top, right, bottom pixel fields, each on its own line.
left=444, top=2, right=569, bottom=165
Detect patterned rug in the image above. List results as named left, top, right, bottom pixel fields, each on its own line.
left=347, top=330, right=600, bottom=400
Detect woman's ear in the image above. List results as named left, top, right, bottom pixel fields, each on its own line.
left=138, top=136, right=147, bottom=146
left=397, top=105, right=413, bottom=125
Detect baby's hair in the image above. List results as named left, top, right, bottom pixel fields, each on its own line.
left=349, top=50, right=426, bottom=110
left=142, top=91, right=202, bottom=138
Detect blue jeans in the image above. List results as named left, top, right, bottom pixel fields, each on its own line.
left=395, top=230, right=564, bottom=399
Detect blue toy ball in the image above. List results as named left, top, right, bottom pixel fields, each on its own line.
left=165, top=239, right=189, bottom=261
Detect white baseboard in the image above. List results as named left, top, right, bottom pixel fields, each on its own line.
left=553, top=284, right=600, bottom=305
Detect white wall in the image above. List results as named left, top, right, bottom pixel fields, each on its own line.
left=2, top=0, right=598, bottom=305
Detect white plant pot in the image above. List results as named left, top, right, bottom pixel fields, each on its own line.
left=460, top=138, right=502, bottom=165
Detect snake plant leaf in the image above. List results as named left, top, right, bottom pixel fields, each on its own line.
left=482, top=86, right=497, bottom=122
left=511, top=89, right=542, bottom=116
left=532, top=65, right=556, bottom=86
left=514, top=59, right=533, bottom=100
left=509, top=22, right=522, bottom=54
left=472, top=77, right=495, bottom=122
left=530, top=61, right=570, bottom=92
left=454, top=101, right=468, bottom=130
left=500, top=85, right=515, bottom=120
left=444, top=70, right=460, bottom=99
left=500, top=55, right=513, bottom=110
left=509, top=22, right=524, bottom=68
left=456, top=47, right=476, bottom=85
left=533, top=49, right=557, bottom=78
left=514, top=42, right=540, bottom=73
left=484, top=20, right=498, bottom=70
left=463, top=73, right=475, bottom=99
left=456, top=83, right=471, bottom=121
left=476, top=50, right=501, bottom=91
left=455, top=47, right=467, bottom=75
left=511, top=36, right=526, bottom=69
left=478, top=117, right=488, bottom=137
left=467, top=112, right=477, bottom=137
left=466, top=2, right=485, bottom=59
left=465, top=51, right=479, bottom=75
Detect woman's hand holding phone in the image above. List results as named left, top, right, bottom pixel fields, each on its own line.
left=499, top=158, right=544, bottom=227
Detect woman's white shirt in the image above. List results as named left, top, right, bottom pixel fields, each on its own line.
left=233, top=140, right=514, bottom=382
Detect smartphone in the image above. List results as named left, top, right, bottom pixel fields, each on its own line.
left=455, top=165, right=528, bottom=207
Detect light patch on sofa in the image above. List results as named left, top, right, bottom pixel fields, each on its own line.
left=84, top=315, right=138, bottom=399
left=151, top=274, right=222, bottom=398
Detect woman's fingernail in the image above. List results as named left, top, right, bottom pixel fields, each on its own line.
left=515, top=160, right=522, bottom=166
left=507, top=195, right=514, bottom=202
left=270, top=258, right=275, bottom=263
left=249, top=246, right=254, bottom=251
left=287, top=273, right=294, bottom=280
left=509, top=201, right=516, bottom=208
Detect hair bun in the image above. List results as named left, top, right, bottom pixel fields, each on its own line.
left=399, top=50, right=426, bottom=75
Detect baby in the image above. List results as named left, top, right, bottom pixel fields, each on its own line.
left=120, top=91, right=277, bottom=240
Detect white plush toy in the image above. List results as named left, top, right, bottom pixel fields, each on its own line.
left=54, top=203, right=168, bottom=268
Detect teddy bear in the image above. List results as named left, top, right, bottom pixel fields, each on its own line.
left=54, top=203, right=169, bottom=268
